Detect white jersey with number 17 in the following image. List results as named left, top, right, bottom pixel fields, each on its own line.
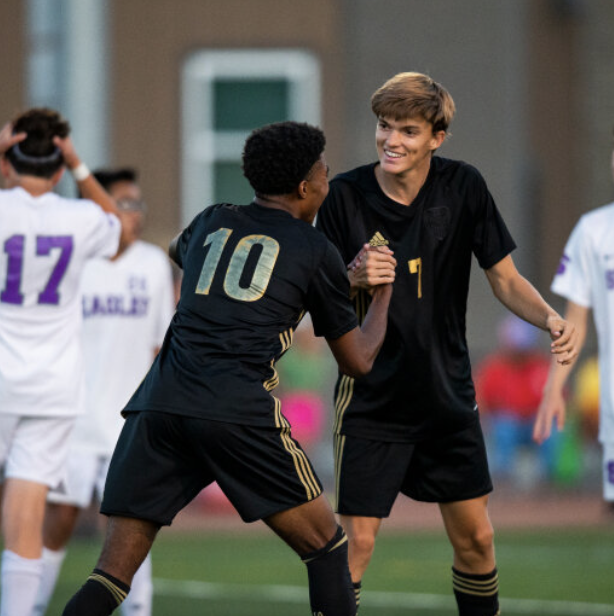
left=0, top=186, right=121, bottom=417
left=551, top=202, right=614, bottom=444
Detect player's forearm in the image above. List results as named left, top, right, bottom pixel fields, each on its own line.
left=54, top=136, right=120, bottom=218
left=356, top=284, right=392, bottom=367
left=74, top=172, right=119, bottom=216
left=543, top=354, right=574, bottom=398
left=491, top=271, right=559, bottom=331
left=327, top=283, right=392, bottom=378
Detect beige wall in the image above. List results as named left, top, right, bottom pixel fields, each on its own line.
left=0, top=0, right=26, bottom=125
left=527, top=0, right=584, bottom=294
left=109, top=0, right=345, bottom=248
left=3, top=0, right=614, bottom=357
left=582, top=1, right=614, bottom=216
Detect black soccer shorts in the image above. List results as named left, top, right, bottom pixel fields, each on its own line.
left=335, top=418, right=493, bottom=517
left=101, top=411, right=323, bottom=525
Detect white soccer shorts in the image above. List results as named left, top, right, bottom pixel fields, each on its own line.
left=0, top=415, right=75, bottom=489
left=47, top=450, right=111, bottom=508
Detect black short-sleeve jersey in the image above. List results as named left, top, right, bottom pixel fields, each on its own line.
left=125, top=202, right=358, bottom=426
left=316, top=158, right=516, bottom=442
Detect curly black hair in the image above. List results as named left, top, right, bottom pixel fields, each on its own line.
left=242, top=121, right=325, bottom=196
left=5, top=108, right=70, bottom=179
left=93, top=167, right=138, bottom=191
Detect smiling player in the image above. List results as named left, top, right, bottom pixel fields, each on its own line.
left=316, top=72, right=579, bottom=616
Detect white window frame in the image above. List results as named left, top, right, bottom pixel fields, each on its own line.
left=181, top=49, right=321, bottom=226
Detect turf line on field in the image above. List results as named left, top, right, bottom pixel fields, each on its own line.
left=153, top=578, right=614, bottom=615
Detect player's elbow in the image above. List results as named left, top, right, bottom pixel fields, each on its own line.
left=338, top=356, right=373, bottom=379
left=328, top=330, right=377, bottom=378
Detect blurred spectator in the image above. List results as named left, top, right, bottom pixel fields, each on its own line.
left=475, top=315, right=559, bottom=488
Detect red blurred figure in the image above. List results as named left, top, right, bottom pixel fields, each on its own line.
left=475, top=315, right=559, bottom=487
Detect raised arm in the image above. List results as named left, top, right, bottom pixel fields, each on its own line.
left=53, top=135, right=119, bottom=217
left=533, top=300, right=590, bottom=444
left=326, top=283, right=393, bottom=378
left=484, top=254, right=578, bottom=365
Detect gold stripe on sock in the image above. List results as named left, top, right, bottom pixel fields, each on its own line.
left=302, top=533, right=348, bottom=564
left=452, top=570, right=499, bottom=584
left=87, top=573, right=128, bottom=604
left=452, top=570, right=499, bottom=597
left=453, top=577, right=499, bottom=590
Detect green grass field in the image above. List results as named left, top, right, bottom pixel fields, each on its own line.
left=47, top=525, right=614, bottom=615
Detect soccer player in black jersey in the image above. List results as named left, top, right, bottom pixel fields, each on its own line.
left=316, top=72, right=579, bottom=616
left=62, top=121, right=394, bottom=616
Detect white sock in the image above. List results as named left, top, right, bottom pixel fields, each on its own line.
left=121, top=553, right=153, bottom=616
left=0, top=549, right=44, bottom=616
left=32, top=547, right=67, bottom=616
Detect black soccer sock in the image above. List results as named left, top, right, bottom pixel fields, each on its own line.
left=353, top=580, right=362, bottom=612
left=301, top=525, right=356, bottom=616
left=452, top=567, right=499, bottom=616
left=63, top=568, right=130, bottom=616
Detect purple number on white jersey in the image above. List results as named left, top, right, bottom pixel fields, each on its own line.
left=1, top=235, right=25, bottom=304
left=556, top=254, right=570, bottom=276
left=36, top=236, right=74, bottom=304
left=1, top=235, right=74, bottom=306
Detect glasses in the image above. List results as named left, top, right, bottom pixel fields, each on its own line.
left=116, top=198, right=147, bottom=212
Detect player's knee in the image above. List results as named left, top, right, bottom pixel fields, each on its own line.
left=472, top=524, right=495, bottom=554
left=44, top=505, right=80, bottom=549
left=349, top=528, right=377, bottom=560
left=456, top=525, right=494, bottom=562
left=302, top=526, right=356, bottom=616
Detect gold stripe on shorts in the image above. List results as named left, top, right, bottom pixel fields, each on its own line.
left=333, top=374, right=354, bottom=435
left=334, top=433, right=346, bottom=509
left=274, top=397, right=321, bottom=500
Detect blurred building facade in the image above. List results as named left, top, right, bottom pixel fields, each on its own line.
left=2, top=0, right=614, bottom=356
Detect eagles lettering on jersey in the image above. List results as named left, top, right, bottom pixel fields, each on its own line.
left=316, top=158, right=516, bottom=442
left=73, top=241, right=175, bottom=455
left=123, top=202, right=358, bottom=428
left=83, top=295, right=149, bottom=318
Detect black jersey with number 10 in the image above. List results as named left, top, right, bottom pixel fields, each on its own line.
left=124, top=202, right=358, bottom=426
left=316, top=158, right=516, bottom=443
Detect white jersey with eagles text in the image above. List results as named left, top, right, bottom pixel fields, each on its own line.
left=0, top=187, right=120, bottom=417
left=72, top=240, right=175, bottom=454
left=551, top=202, right=614, bottom=444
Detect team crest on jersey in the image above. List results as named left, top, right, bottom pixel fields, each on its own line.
left=424, top=206, right=450, bottom=240
left=369, top=231, right=389, bottom=247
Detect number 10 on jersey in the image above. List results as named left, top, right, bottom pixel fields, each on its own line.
left=196, top=228, right=280, bottom=302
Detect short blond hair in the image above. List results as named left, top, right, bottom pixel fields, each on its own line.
left=371, top=72, right=456, bottom=133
